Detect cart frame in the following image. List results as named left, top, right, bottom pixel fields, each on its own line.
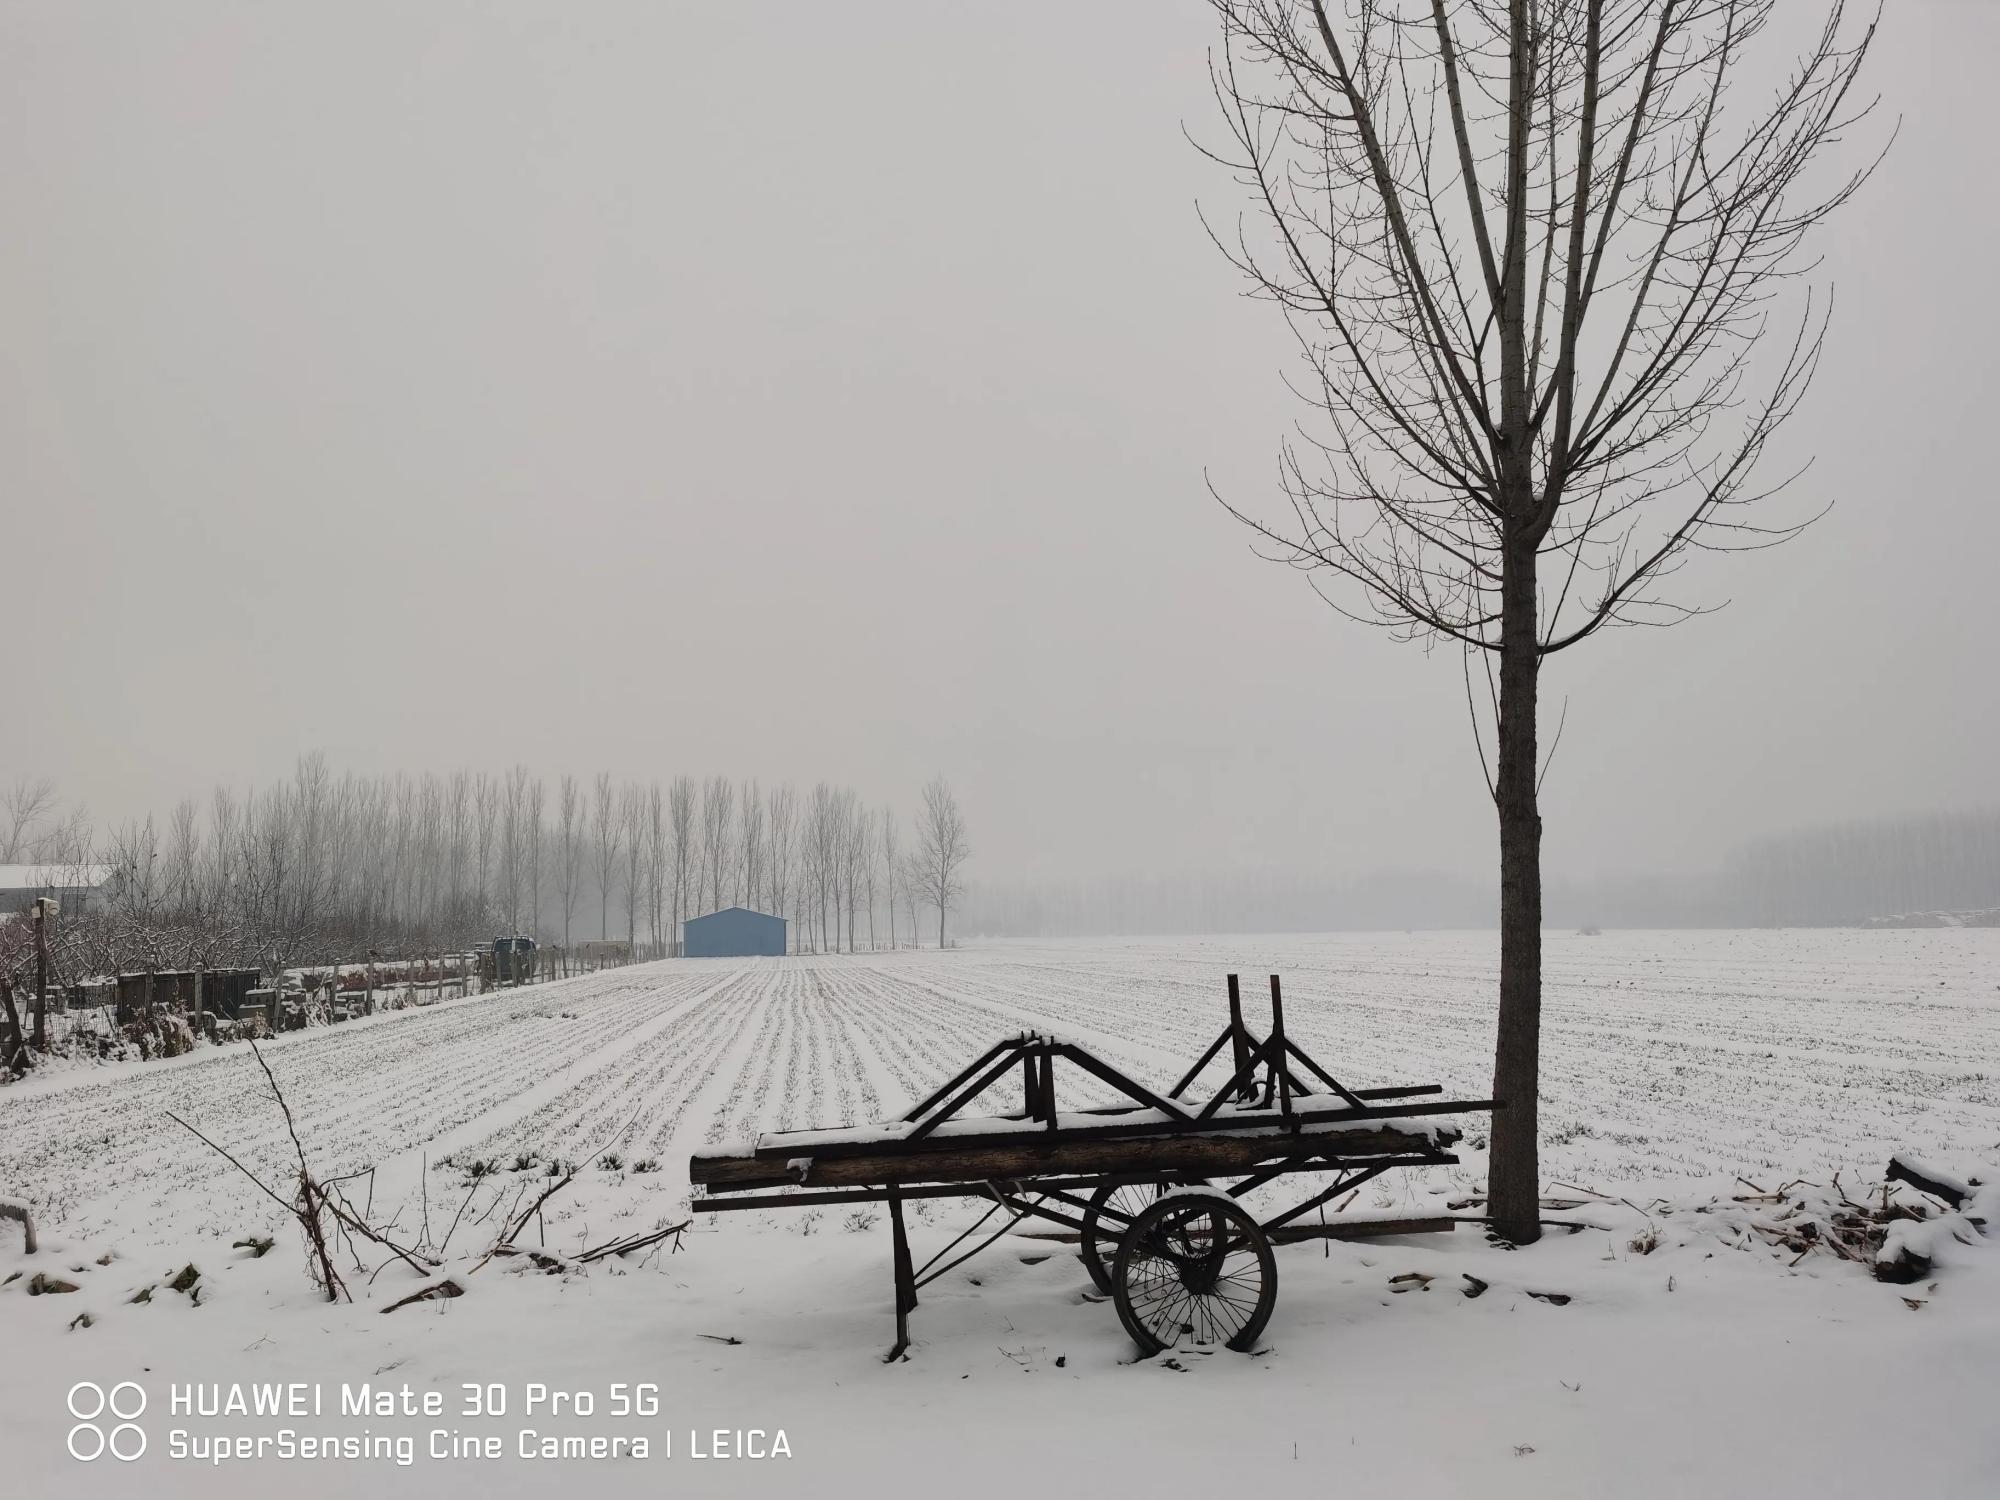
left=691, top=974, right=1497, bottom=1359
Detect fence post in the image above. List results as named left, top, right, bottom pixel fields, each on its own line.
left=1, top=977, right=29, bottom=1074
left=0, top=1197, right=35, bottom=1255
left=32, top=897, right=50, bottom=1050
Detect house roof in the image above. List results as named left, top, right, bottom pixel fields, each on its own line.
left=0, top=863, right=113, bottom=891
left=686, top=906, right=784, bottom=923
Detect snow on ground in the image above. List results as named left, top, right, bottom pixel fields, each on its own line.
left=3, top=929, right=1998, bottom=1497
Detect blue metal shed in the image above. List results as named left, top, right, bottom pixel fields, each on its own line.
left=683, top=906, right=787, bottom=958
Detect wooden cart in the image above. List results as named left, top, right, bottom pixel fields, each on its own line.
left=691, top=974, right=1497, bottom=1359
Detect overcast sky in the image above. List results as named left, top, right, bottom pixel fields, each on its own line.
left=3, top=1, right=1993, bottom=889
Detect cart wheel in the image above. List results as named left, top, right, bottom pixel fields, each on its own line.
left=1080, top=1175, right=1207, bottom=1295
left=1112, top=1188, right=1276, bottom=1356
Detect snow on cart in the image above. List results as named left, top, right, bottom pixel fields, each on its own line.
left=690, top=974, right=1499, bottom=1359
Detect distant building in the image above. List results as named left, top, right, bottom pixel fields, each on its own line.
left=0, top=864, right=115, bottom=918
left=683, top=906, right=786, bottom=958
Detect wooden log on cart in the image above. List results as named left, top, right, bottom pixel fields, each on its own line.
left=1014, top=1214, right=1456, bottom=1245
left=754, top=1094, right=1480, bottom=1164
left=692, top=1121, right=1458, bottom=1195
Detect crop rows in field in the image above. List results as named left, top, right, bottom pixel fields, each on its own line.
left=0, top=964, right=719, bottom=1240
left=956, top=930, right=2000, bottom=1189
left=437, top=930, right=2000, bottom=1226
left=6, top=930, right=1996, bottom=1254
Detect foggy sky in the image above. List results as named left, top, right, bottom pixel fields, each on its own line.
left=4, top=1, right=1995, bottom=894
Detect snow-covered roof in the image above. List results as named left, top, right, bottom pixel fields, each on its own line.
left=0, top=863, right=114, bottom=892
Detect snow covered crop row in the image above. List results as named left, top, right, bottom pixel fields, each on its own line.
left=3, top=928, right=1996, bottom=1259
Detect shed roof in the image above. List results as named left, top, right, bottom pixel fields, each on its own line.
left=0, top=864, right=114, bottom=891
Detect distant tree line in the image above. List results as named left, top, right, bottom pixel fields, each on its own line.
left=0, top=764, right=971, bottom=984
left=961, top=810, right=2000, bottom=937
left=1719, top=810, right=2000, bottom=927
left=962, top=866, right=1497, bottom=938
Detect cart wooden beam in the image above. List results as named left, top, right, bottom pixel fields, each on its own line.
left=686, top=973, right=1499, bottom=1360
left=691, top=1119, right=1460, bottom=1194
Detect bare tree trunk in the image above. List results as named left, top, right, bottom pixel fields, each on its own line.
left=32, top=902, right=50, bottom=1050
left=1488, top=7, right=1542, bottom=1246
left=1490, top=534, right=1542, bottom=1244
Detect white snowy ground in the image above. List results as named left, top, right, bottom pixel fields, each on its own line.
left=3, top=929, right=1998, bottom=1498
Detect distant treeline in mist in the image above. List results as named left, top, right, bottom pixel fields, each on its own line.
left=960, top=810, right=2000, bottom=936
left=1, top=759, right=970, bottom=980
left=10, top=763, right=1994, bottom=956
left=1717, top=809, right=2000, bottom=927
left=962, top=867, right=1497, bottom=937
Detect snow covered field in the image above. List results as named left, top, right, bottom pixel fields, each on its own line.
left=5, top=929, right=1998, bottom=1498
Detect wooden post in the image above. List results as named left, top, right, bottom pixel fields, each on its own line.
left=31, top=898, right=50, bottom=1050
left=1, top=976, right=29, bottom=1074
left=0, top=1196, right=35, bottom=1254
left=886, top=1188, right=917, bottom=1362
left=1227, top=974, right=1252, bottom=1103
left=1270, top=975, right=1292, bottom=1121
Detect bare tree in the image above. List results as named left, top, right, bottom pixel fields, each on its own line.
left=880, top=808, right=900, bottom=950
left=590, top=772, right=620, bottom=941
left=898, top=852, right=923, bottom=949
left=668, top=776, right=696, bottom=954
left=526, top=777, right=546, bottom=942
left=765, top=783, right=798, bottom=953
left=861, top=807, right=881, bottom=950
left=2, top=776, right=57, bottom=862
left=205, top=786, right=242, bottom=950
left=38, top=803, right=93, bottom=877
left=472, top=772, right=498, bottom=926
left=620, top=782, right=646, bottom=946
left=288, top=754, right=339, bottom=957
left=445, top=770, right=471, bottom=923
left=804, top=783, right=840, bottom=953
left=556, top=774, right=582, bottom=953
left=738, top=781, right=765, bottom=912
left=646, top=781, right=666, bottom=955
left=386, top=775, right=414, bottom=924
left=913, top=776, right=970, bottom=950
left=500, top=765, right=531, bottom=934
left=1202, top=0, right=1880, bottom=1240
left=166, top=797, right=200, bottom=913
left=840, top=796, right=870, bottom=953
left=699, top=776, right=734, bottom=917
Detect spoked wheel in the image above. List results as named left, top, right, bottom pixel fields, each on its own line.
left=1112, top=1188, right=1276, bottom=1355
left=1080, top=1175, right=1207, bottom=1295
